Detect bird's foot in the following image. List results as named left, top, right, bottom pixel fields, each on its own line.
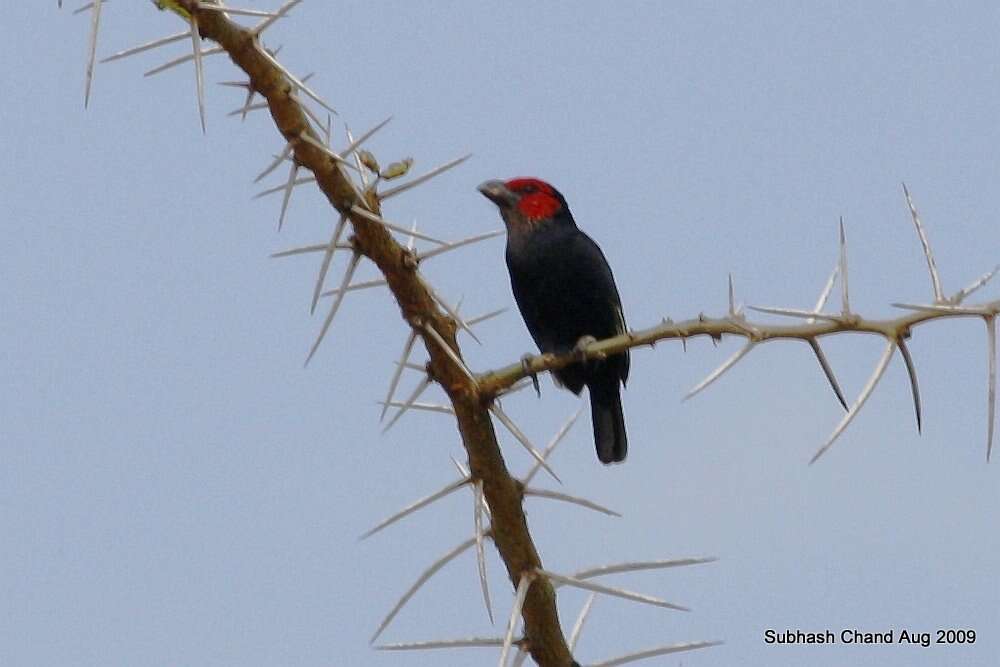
left=574, top=335, right=601, bottom=361
left=521, top=354, right=541, bottom=398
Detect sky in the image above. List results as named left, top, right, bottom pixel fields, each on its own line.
left=2, top=2, right=999, bottom=666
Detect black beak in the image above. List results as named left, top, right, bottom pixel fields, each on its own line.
left=478, top=180, right=517, bottom=209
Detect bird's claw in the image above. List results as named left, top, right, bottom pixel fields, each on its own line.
left=521, top=354, right=541, bottom=397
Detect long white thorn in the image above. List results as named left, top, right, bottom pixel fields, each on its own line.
left=350, top=205, right=449, bottom=246
left=189, top=13, right=207, bottom=133
left=811, top=340, right=896, bottom=464
left=839, top=217, right=851, bottom=315
left=376, top=637, right=506, bottom=651
left=473, top=481, right=494, bottom=624
left=304, top=252, right=360, bottom=366
left=339, top=116, right=393, bottom=159
left=270, top=241, right=351, bottom=259
left=807, top=262, right=848, bottom=410
left=197, top=5, right=282, bottom=18
left=359, top=477, right=469, bottom=540
left=987, top=316, right=996, bottom=462
left=370, top=536, right=477, bottom=644
left=83, top=0, right=103, bottom=108
left=751, top=263, right=839, bottom=327
left=310, top=214, right=347, bottom=314
left=498, top=574, right=532, bottom=667
left=423, top=323, right=478, bottom=385
left=902, top=183, right=945, bottom=303
left=291, top=93, right=326, bottom=131
left=467, top=307, right=509, bottom=327
left=417, top=230, right=506, bottom=262
left=568, top=593, right=596, bottom=653
left=255, top=142, right=293, bottom=183
left=809, top=338, right=849, bottom=411
left=571, top=557, right=718, bottom=581
left=415, top=275, right=481, bottom=342
left=101, top=31, right=188, bottom=63
left=320, top=278, right=386, bottom=298
left=539, top=569, right=689, bottom=612
left=405, top=219, right=420, bottom=251
left=727, top=273, right=736, bottom=316
left=380, top=331, right=417, bottom=422
left=489, top=404, right=561, bottom=483
left=812, top=262, right=840, bottom=316
left=345, top=125, right=369, bottom=188
left=381, top=376, right=431, bottom=433
left=953, top=265, right=1000, bottom=304
left=522, top=405, right=583, bottom=485
left=378, top=400, right=453, bottom=415
left=277, top=163, right=299, bottom=230
left=523, top=487, right=621, bottom=517
left=254, top=175, right=315, bottom=200
left=747, top=305, right=842, bottom=322
left=144, top=46, right=223, bottom=77
left=379, top=154, right=473, bottom=200
left=897, top=337, right=923, bottom=433
left=589, top=640, right=724, bottom=667
left=229, top=99, right=269, bottom=117
left=683, top=342, right=755, bottom=401
left=256, top=43, right=336, bottom=114
left=250, top=0, right=301, bottom=35
left=891, top=302, right=991, bottom=315
left=298, top=131, right=356, bottom=168
left=450, top=455, right=470, bottom=479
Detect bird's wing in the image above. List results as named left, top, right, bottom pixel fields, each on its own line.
left=506, top=227, right=630, bottom=383
left=568, top=232, right=630, bottom=384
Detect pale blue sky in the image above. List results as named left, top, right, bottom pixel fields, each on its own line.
left=2, top=2, right=998, bottom=666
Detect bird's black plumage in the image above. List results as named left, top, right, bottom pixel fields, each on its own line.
left=479, top=178, right=629, bottom=463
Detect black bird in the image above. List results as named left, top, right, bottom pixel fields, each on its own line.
left=479, top=177, right=630, bottom=464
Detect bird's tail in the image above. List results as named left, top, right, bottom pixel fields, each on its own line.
left=589, top=380, right=627, bottom=464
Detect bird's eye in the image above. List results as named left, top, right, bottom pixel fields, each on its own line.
left=521, top=185, right=537, bottom=194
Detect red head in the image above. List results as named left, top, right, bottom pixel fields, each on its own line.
left=478, top=177, right=571, bottom=230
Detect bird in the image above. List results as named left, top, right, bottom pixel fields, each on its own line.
left=478, top=177, right=630, bottom=464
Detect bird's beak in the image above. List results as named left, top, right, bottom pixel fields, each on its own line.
left=477, top=180, right=517, bottom=208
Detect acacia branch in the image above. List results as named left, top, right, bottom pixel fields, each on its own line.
left=164, top=2, right=575, bottom=664
left=479, top=306, right=1000, bottom=396
left=479, top=303, right=1000, bottom=461
left=80, top=3, right=995, bottom=662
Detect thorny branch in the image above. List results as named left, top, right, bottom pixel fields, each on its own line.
left=137, top=1, right=577, bottom=664
left=479, top=299, right=1000, bottom=463
left=70, top=1, right=998, bottom=664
